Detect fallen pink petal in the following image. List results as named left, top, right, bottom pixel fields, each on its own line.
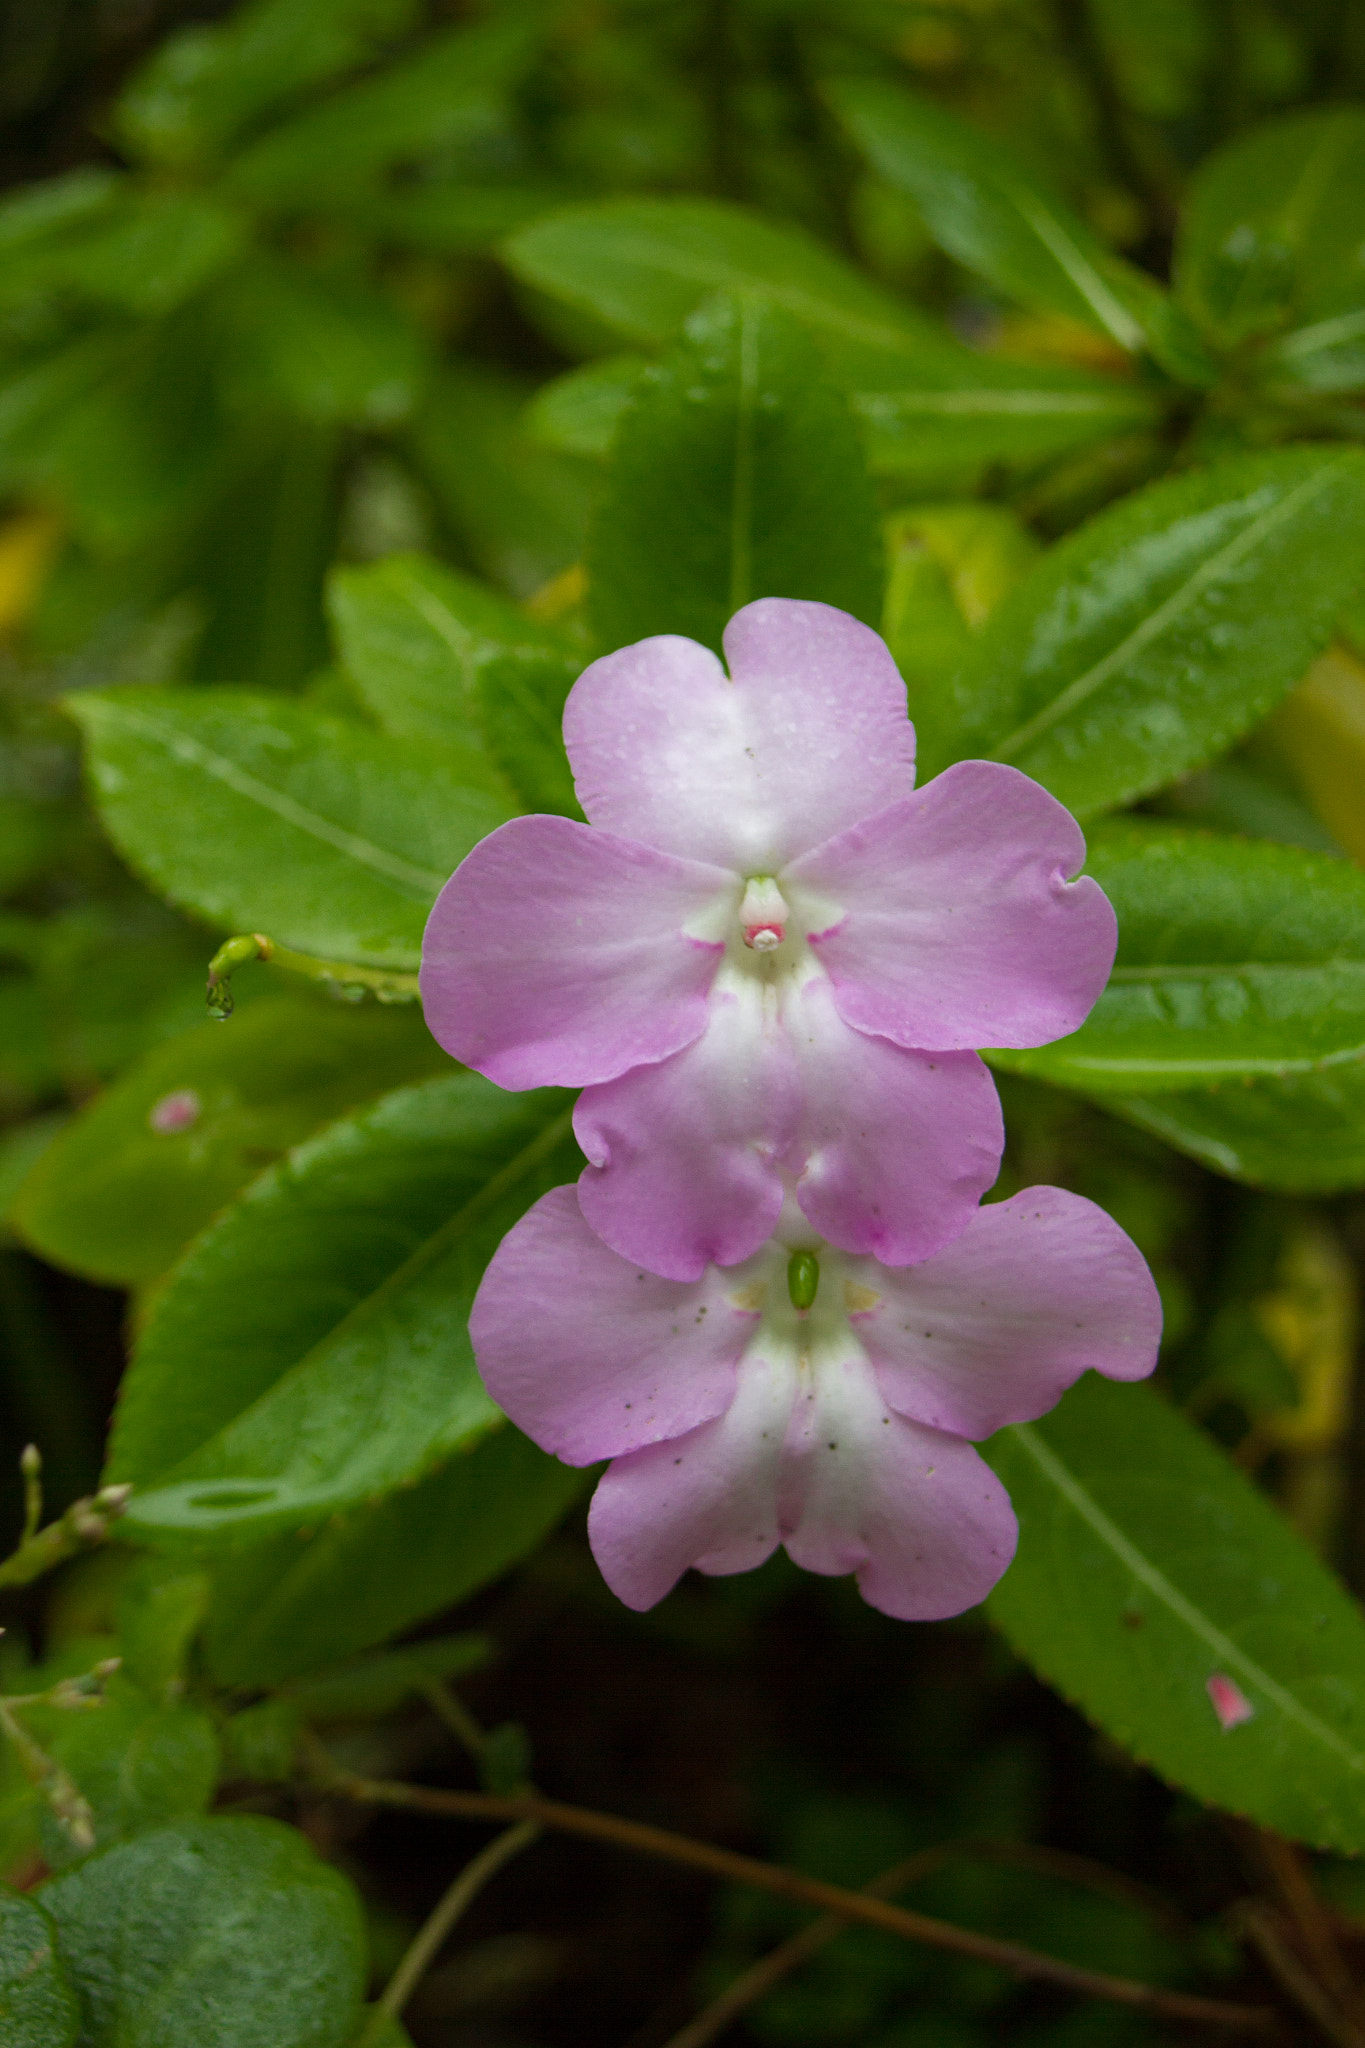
left=421, top=598, right=1117, bottom=1278
left=470, top=1182, right=1160, bottom=1620
left=1207, top=1674, right=1255, bottom=1730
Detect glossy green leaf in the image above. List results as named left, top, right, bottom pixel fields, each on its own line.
left=113, top=0, right=417, bottom=167
left=475, top=646, right=583, bottom=817
left=935, top=446, right=1365, bottom=812
left=24, top=1678, right=219, bottom=1870
left=883, top=503, right=1039, bottom=731
left=202, top=1430, right=586, bottom=1685
left=1112, top=1068, right=1365, bottom=1194
left=357, top=181, right=576, bottom=255
left=407, top=366, right=595, bottom=598
left=985, top=1374, right=1365, bottom=1850
left=326, top=550, right=562, bottom=756
left=0, top=170, right=121, bottom=263
left=40, top=1818, right=365, bottom=2048
left=114, top=1559, right=212, bottom=1703
left=1175, top=108, right=1365, bottom=349
left=279, top=1632, right=490, bottom=1721
left=0, top=1888, right=76, bottom=2048
left=14, top=999, right=447, bottom=1286
left=109, top=1073, right=577, bottom=1540
left=850, top=362, right=1159, bottom=480
left=826, top=76, right=1213, bottom=383
left=993, top=823, right=1365, bottom=1092
left=524, top=354, right=649, bottom=458
left=10, top=192, right=247, bottom=318
left=501, top=195, right=953, bottom=362
left=66, top=688, right=508, bottom=968
left=588, top=294, right=884, bottom=654
left=224, top=12, right=539, bottom=206
left=215, top=255, right=431, bottom=427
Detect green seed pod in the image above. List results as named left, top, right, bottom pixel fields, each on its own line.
left=787, top=1250, right=820, bottom=1312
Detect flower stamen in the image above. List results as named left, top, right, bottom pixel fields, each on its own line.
left=739, top=876, right=790, bottom=951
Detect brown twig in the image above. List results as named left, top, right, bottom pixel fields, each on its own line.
left=312, top=1761, right=1276, bottom=2032
left=1256, top=1832, right=1360, bottom=2021
left=1233, top=1900, right=1365, bottom=2048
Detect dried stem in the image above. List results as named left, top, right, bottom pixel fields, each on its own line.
left=311, top=1760, right=1276, bottom=2032
left=1232, top=1900, right=1365, bottom=2048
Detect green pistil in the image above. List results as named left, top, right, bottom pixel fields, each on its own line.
left=787, top=1250, right=819, bottom=1312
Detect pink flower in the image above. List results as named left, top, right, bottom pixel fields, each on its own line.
left=422, top=600, right=1116, bottom=1282
left=470, top=1183, right=1161, bottom=1621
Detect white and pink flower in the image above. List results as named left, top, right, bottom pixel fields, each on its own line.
left=470, top=1182, right=1160, bottom=1620
left=421, top=600, right=1117, bottom=1282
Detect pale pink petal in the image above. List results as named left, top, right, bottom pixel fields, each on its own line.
left=420, top=814, right=731, bottom=1088
left=469, top=1187, right=749, bottom=1463
left=564, top=600, right=915, bottom=872
left=778, top=1347, right=1018, bottom=1620
left=574, top=985, right=798, bottom=1281
left=587, top=1348, right=795, bottom=1609
left=784, top=977, right=1003, bottom=1264
left=857, top=1188, right=1162, bottom=1440
left=789, top=761, right=1116, bottom=1051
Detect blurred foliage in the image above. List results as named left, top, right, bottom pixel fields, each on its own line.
left=2, top=1, right=1365, bottom=2044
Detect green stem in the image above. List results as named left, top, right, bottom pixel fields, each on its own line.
left=0, top=1482, right=132, bottom=1590
left=361, top=1821, right=540, bottom=2042
left=206, top=933, right=421, bottom=1019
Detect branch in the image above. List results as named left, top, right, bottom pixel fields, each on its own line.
left=206, top=933, right=420, bottom=1019
left=312, top=1761, right=1276, bottom=2032
left=0, top=1480, right=132, bottom=1590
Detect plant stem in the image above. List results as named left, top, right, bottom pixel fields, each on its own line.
left=0, top=1482, right=132, bottom=1590
left=313, top=1763, right=1276, bottom=2032
left=205, top=932, right=420, bottom=1019
left=361, top=1819, right=540, bottom=2042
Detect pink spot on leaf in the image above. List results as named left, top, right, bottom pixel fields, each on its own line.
left=1206, top=1673, right=1254, bottom=1730
left=148, top=1088, right=202, bottom=1135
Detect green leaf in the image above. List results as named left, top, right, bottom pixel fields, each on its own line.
left=0, top=170, right=121, bottom=263
left=507, top=205, right=1158, bottom=477
left=14, top=999, right=448, bottom=1286
left=223, top=12, right=540, bottom=207
left=935, top=446, right=1365, bottom=812
left=201, top=1428, right=586, bottom=1686
left=406, top=366, right=596, bottom=598
left=1175, top=108, right=1365, bottom=350
left=1110, top=1068, right=1365, bottom=1194
left=280, top=1632, right=490, bottom=1720
left=356, top=181, right=576, bottom=256
left=501, top=195, right=954, bottom=362
left=108, top=1073, right=577, bottom=1540
left=475, top=646, right=584, bottom=817
left=0, top=1888, right=76, bottom=2048
left=883, top=503, right=1039, bottom=724
left=985, top=1374, right=1365, bottom=1850
left=850, top=361, right=1160, bottom=480
left=66, top=688, right=509, bottom=968
left=113, top=1560, right=212, bottom=1703
left=992, top=823, right=1365, bottom=1092
left=524, top=354, right=649, bottom=458
left=214, top=255, right=431, bottom=427
left=112, top=0, right=417, bottom=167
left=588, top=294, right=884, bottom=655
left=40, top=1817, right=366, bottom=2047
left=25, top=1679, right=220, bottom=1870
left=825, top=76, right=1214, bottom=383
left=10, top=192, right=247, bottom=319
left=326, top=550, right=562, bottom=754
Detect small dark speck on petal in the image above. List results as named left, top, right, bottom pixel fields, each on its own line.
left=827, top=1441, right=838, bottom=1451
left=674, top=1457, right=683, bottom=1466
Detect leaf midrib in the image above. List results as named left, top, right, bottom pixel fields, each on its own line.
left=1011, top=1421, right=1365, bottom=1774
left=90, top=699, right=450, bottom=900
left=989, top=454, right=1352, bottom=765
left=1106, top=959, right=1365, bottom=982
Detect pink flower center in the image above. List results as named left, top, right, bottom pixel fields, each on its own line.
left=738, top=876, right=790, bottom=953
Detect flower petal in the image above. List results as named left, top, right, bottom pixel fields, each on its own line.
left=785, top=977, right=1003, bottom=1264
left=857, top=1187, right=1162, bottom=1440
left=564, top=599, right=916, bottom=872
left=420, top=813, right=731, bottom=1088
left=587, top=1348, right=795, bottom=1609
left=575, top=983, right=798, bottom=1281
left=790, top=761, right=1117, bottom=1050
left=469, top=1186, right=750, bottom=1463
left=779, top=1346, right=1018, bottom=1620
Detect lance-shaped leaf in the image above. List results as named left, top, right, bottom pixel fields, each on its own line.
left=109, top=1073, right=578, bottom=1542
left=67, top=688, right=509, bottom=968
left=985, top=1374, right=1365, bottom=1851
left=825, top=76, right=1213, bottom=384
left=1111, top=1069, right=1365, bottom=1195
left=13, top=999, right=448, bottom=1286
left=1175, top=107, right=1365, bottom=352
left=991, top=823, right=1365, bottom=1093
left=588, top=293, right=884, bottom=654
left=507, top=199, right=1158, bottom=477
left=933, top=446, right=1365, bottom=813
